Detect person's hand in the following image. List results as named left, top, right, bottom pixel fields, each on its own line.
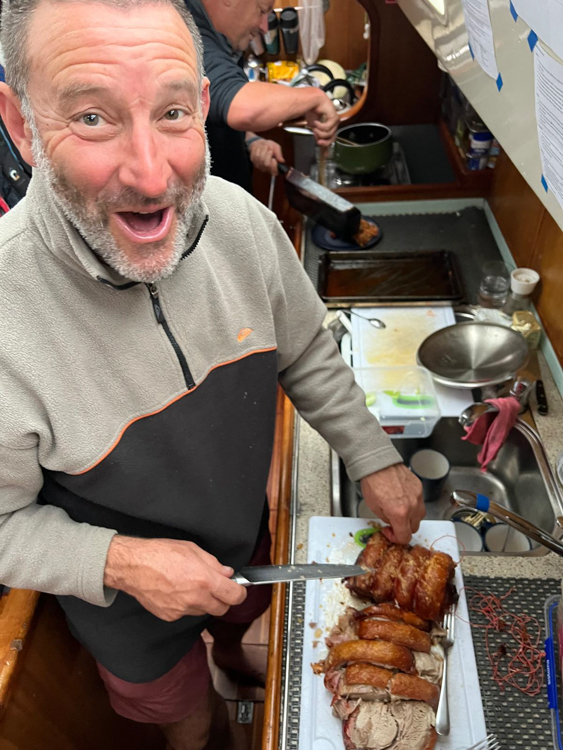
left=104, top=535, right=247, bottom=622
left=360, top=464, right=425, bottom=545
left=305, top=91, right=339, bottom=147
left=247, top=138, right=285, bottom=176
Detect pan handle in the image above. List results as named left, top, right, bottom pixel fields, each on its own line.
left=450, top=490, right=563, bottom=556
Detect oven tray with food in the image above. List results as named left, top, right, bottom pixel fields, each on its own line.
left=317, top=250, right=464, bottom=306
left=299, top=517, right=487, bottom=749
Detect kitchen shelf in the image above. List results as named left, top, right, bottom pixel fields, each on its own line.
left=438, top=118, right=494, bottom=194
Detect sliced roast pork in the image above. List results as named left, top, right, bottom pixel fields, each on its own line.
left=357, top=619, right=432, bottom=653
left=315, top=534, right=451, bottom=750
left=346, top=531, right=457, bottom=622
left=326, top=607, right=360, bottom=648
left=343, top=701, right=437, bottom=750
left=322, top=640, right=415, bottom=674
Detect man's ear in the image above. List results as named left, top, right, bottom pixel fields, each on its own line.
left=200, top=77, right=210, bottom=122
left=0, top=83, right=35, bottom=166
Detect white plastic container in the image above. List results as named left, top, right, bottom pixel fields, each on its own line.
left=352, top=365, right=440, bottom=438
left=511, top=267, right=540, bottom=296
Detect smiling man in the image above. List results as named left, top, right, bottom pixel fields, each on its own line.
left=0, top=0, right=423, bottom=747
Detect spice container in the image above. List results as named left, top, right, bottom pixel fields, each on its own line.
left=503, top=268, right=540, bottom=316
left=466, top=120, right=493, bottom=170
left=487, top=138, right=500, bottom=169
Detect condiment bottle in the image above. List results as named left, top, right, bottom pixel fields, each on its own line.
left=503, top=267, right=540, bottom=316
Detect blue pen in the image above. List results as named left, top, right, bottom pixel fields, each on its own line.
left=546, top=597, right=563, bottom=750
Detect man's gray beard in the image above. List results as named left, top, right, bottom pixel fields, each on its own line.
left=29, top=122, right=210, bottom=284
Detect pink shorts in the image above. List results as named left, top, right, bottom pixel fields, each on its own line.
left=97, top=533, right=272, bottom=724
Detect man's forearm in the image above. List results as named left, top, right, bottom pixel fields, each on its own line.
left=227, top=82, right=325, bottom=132
left=103, top=534, right=142, bottom=590
left=0, top=503, right=117, bottom=606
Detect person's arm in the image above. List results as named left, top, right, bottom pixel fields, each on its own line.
left=0, top=441, right=246, bottom=617
left=251, top=209, right=424, bottom=543
left=104, top=535, right=246, bottom=622
left=229, top=82, right=339, bottom=146
left=0, top=439, right=117, bottom=606
left=198, top=26, right=338, bottom=145
left=245, top=132, right=285, bottom=176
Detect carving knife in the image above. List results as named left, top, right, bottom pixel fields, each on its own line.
left=231, top=563, right=367, bottom=586
left=522, top=348, right=548, bottom=416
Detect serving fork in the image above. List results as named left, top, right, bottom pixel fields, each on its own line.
left=461, top=734, right=501, bottom=750
left=436, top=605, right=456, bottom=736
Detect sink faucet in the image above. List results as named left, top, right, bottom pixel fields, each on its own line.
left=450, top=491, right=563, bottom=556
left=459, top=375, right=535, bottom=429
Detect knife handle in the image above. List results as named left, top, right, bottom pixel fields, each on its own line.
left=536, top=379, right=548, bottom=416
left=231, top=573, right=251, bottom=586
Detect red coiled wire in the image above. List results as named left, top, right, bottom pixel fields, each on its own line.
left=464, top=586, right=545, bottom=697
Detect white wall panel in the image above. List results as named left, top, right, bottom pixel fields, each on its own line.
left=397, top=0, right=563, bottom=231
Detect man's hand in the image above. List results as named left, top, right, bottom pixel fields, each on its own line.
left=104, top=536, right=247, bottom=622
left=247, top=137, right=285, bottom=176
left=305, top=91, right=339, bottom=147
left=360, top=464, right=425, bottom=545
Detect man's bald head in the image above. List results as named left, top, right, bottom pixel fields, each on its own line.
left=1, top=0, right=204, bottom=101
left=0, top=0, right=211, bottom=283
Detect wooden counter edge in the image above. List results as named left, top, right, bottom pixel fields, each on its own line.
left=262, top=393, right=295, bottom=750
left=0, top=589, right=40, bottom=709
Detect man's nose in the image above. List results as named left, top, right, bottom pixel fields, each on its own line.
left=259, top=13, right=269, bottom=33
left=119, top=127, right=171, bottom=199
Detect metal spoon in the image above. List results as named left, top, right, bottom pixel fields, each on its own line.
left=345, top=309, right=386, bottom=329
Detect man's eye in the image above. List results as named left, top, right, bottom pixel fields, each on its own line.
left=81, top=113, right=103, bottom=127
left=164, top=109, right=185, bottom=121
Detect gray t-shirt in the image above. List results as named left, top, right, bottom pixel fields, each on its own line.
left=184, top=0, right=248, bottom=124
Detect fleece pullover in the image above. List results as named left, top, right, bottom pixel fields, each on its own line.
left=0, top=172, right=401, bottom=681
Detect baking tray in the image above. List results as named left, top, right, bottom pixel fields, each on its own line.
left=298, top=517, right=487, bottom=749
left=317, top=249, right=464, bottom=306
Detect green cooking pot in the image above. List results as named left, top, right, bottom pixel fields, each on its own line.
left=334, top=123, right=393, bottom=175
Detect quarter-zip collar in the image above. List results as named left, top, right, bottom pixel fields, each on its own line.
left=25, top=170, right=210, bottom=287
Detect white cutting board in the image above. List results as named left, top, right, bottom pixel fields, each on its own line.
left=298, top=517, right=487, bottom=750
left=350, top=306, right=473, bottom=418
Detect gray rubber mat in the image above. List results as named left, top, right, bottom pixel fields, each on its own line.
left=465, top=574, right=559, bottom=750
left=280, top=574, right=558, bottom=749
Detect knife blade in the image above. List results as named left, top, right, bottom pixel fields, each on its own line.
left=232, top=563, right=367, bottom=586
left=523, top=348, right=548, bottom=415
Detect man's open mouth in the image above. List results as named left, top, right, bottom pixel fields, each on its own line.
left=113, top=205, right=174, bottom=243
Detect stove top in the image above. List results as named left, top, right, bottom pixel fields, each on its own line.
left=310, top=141, right=411, bottom=189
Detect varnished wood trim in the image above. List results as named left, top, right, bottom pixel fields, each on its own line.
left=334, top=182, right=488, bottom=202
left=262, top=394, right=295, bottom=750
left=0, top=589, right=40, bottom=709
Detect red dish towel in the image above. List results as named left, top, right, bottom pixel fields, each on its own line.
left=462, top=397, right=520, bottom=472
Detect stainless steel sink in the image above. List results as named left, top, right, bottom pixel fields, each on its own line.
left=330, top=414, right=563, bottom=556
